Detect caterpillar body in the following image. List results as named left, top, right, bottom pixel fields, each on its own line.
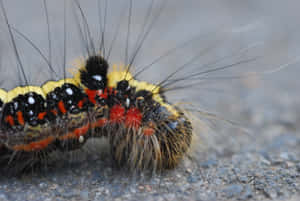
left=0, top=49, right=193, bottom=172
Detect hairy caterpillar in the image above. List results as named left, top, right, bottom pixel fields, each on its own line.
left=0, top=0, right=295, bottom=176
left=0, top=0, right=197, bottom=174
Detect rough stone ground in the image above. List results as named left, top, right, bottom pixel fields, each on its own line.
left=1, top=0, right=300, bottom=200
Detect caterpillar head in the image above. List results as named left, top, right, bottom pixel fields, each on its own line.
left=79, top=56, right=109, bottom=90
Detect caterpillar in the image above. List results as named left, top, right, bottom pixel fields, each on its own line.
left=0, top=54, right=192, bottom=172
left=0, top=0, right=294, bottom=175
left=0, top=0, right=196, bottom=174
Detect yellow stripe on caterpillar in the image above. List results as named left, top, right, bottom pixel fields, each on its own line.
left=0, top=89, right=7, bottom=103
left=6, top=86, right=46, bottom=102
left=41, top=78, right=79, bottom=95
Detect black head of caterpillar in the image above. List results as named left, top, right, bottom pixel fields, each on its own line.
left=79, top=56, right=109, bottom=90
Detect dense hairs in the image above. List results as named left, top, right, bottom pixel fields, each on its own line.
left=109, top=109, right=192, bottom=171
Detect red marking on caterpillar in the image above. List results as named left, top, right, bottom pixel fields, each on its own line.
left=143, top=127, right=155, bottom=136
left=5, top=115, right=14, bottom=126
left=51, top=109, right=58, bottom=116
left=58, top=101, right=67, bottom=114
left=59, top=123, right=90, bottom=140
left=143, top=122, right=156, bottom=136
left=110, top=105, right=126, bottom=123
left=77, top=99, right=84, bottom=109
left=37, top=112, right=47, bottom=120
left=100, top=88, right=109, bottom=99
left=125, top=107, right=142, bottom=129
left=13, top=136, right=55, bottom=152
left=92, top=118, right=108, bottom=128
left=16, top=111, right=25, bottom=126
left=85, top=89, right=101, bottom=104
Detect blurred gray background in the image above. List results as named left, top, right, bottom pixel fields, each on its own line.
left=1, top=0, right=300, bottom=113
left=0, top=0, right=300, bottom=201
